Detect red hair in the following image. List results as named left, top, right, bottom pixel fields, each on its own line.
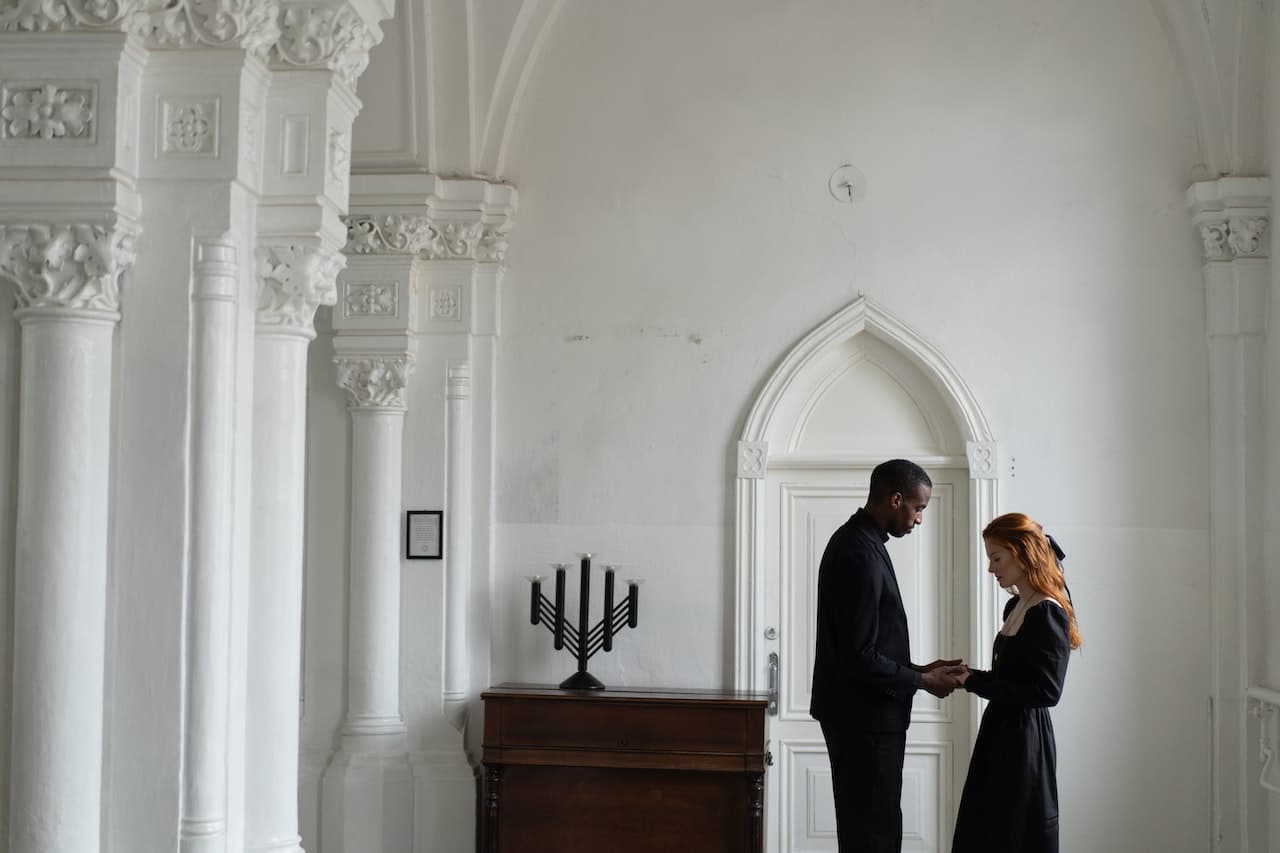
left=982, top=513, right=1082, bottom=649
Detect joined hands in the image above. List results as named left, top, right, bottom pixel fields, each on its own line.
left=914, top=658, right=970, bottom=698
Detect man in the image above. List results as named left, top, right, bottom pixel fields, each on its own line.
left=810, top=458, right=965, bottom=853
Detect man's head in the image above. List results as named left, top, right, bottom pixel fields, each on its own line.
left=865, top=459, right=932, bottom=538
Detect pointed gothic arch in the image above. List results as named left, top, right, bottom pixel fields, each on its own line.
left=733, top=296, right=1001, bottom=731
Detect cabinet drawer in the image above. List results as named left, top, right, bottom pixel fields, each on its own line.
left=494, top=699, right=750, bottom=753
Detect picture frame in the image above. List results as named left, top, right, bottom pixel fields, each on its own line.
left=406, top=510, right=444, bottom=560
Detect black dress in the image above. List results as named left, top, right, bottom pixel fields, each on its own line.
left=951, top=597, right=1071, bottom=853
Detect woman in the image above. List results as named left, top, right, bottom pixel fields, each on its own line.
left=951, top=512, right=1082, bottom=853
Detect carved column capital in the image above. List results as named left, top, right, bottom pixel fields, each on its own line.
left=270, top=3, right=376, bottom=90
left=1187, top=177, right=1272, bottom=263
left=1196, top=216, right=1270, bottom=262
left=130, top=0, right=281, bottom=53
left=343, top=214, right=509, bottom=263
left=256, top=244, right=343, bottom=335
left=0, top=222, right=136, bottom=315
left=2, top=2, right=385, bottom=92
left=334, top=355, right=413, bottom=410
left=0, top=0, right=142, bottom=32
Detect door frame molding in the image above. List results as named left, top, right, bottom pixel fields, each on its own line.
left=733, top=296, right=1000, bottom=746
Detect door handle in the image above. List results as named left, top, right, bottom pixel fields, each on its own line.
left=767, top=651, right=779, bottom=716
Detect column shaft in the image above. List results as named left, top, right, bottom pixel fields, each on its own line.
left=10, top=311, right=116, bottom=853
left=443, top=362, right=472, bottom=715
left=345, top=409, right=408, bottom=736
left=245, top=331, right=311, bottom=853
left=181, top=239, right=239, bottom=853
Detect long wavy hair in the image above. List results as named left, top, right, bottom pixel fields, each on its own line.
left=982, top=512, right=1082, bottom=649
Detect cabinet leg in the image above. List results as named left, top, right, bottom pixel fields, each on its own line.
left=484, top=764, right=503, bottom=853
left=748, top=771, right=764, bottom=852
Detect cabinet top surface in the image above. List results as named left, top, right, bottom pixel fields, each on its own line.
left=482, top=683, right=769, bottom=707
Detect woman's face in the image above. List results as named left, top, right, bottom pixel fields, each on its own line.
left=984, top=539, right=1026, bottom=590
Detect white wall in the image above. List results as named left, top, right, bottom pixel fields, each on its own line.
left=475, top=1, right=1209, bottom=851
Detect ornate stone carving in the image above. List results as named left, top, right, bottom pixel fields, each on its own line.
left=1198, top=216, right=1270, bottom=261
left=328, top=128, right=349, bottom=180
left=0, top=0, right=140, bottom=31
left=0, top=223, right=136, bottom=313
left=343, top=215, right=509, bottom=262
left=335, top=356, right=412, bottom=409
left=965, top=440, right=998, bottom=480
left=345, top=215, right=433, bottom=255
left=737, top=441, right=767, bottom=479
left=429, top=286, right=460, bottom=321
left=344, top=282, right=396, bottom=317
left=162, top=97, right=218, bottom=156
left=1228, top=217, right=1269, bottom=257
left=130, top=0, right=280, bottom=54
left=1, top=82, right=95, bottom=141
left=271, top=4, right=374, bottom=90
left=256, top=244, right=343, bottom=331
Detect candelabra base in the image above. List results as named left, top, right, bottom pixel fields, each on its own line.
left=559, top=670, right=606, bottom=690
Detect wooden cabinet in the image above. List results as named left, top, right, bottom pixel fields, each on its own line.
left=481, top=684, right=768, bottom=853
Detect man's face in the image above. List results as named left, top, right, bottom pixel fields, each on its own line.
left=887, top=483, right=931, bottom=538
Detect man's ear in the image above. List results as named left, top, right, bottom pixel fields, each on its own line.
left=888, top=491, right=903, bottom=509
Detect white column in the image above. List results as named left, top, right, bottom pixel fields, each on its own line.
left=321, top=351, right=415, bottom=853
left=1188, top=177, right=1271, bottom=853
left=180, top=236, right=241, bottom=853
left=0, top=222, right=134, bottom=853
left=245, top=246, right=343, bottom=853
left=443, top=361, right=473, bottom=723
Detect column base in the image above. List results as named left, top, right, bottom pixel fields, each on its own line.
left=245, top=836, right=304, bottom=853
left=320, top=749, right=414, bottom=853
left=412, top=748, right=477, bottom=853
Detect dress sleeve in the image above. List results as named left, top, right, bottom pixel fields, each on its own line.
left=824, top=543, right=922, bottom=694
left=963, top=603, right=1070, bottom=707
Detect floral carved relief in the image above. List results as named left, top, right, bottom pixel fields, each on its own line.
left=1, top=82, right=95, bottom=141
left=344, top=215, right=434, bottom=255
left=335, top=356, right=412, bottom=409
left=343, top=215, right=510, bottom=263
left=429, top=286, right=460, bottom=322
left=162, top=98, right=218, bottom=156
left=256, top=244, right=344, bottom=332
left=344, top=283, right=396, bottom=318
left=0, top=223, right=137, bottom=312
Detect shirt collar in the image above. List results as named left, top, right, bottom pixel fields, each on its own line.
left=853, top=507, right=890, bottom=543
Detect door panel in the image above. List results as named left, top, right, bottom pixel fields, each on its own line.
left=765, top=468, right=969, bottom=853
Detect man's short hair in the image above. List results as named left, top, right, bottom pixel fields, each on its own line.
left=868, top=459, right=932, bottom=503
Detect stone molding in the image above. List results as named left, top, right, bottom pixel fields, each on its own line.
left=446, top=361, right=470, bottom=400
left=257, top=244, right=344, bottom=333
left=0, top=222, right=136, bottom=313
left=343, top=214, right=508, bottom=262
left=334, top=354, right=412, bottom=409
left=1, top=2, right=379, bottom=89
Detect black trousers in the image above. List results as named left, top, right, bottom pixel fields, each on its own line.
left=819, top=721, right=907, bottom=853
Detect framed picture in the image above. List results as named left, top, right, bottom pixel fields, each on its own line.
left=406, top=510, right=444, bottom=560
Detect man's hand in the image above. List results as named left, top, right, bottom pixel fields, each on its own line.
left=920, top=665, right=966, bottom=698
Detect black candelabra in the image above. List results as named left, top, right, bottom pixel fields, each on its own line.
left=528, top=553, right=640, bottom=690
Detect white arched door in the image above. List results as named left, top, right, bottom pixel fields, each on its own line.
left=734, top=298, right=1000, bottom=853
